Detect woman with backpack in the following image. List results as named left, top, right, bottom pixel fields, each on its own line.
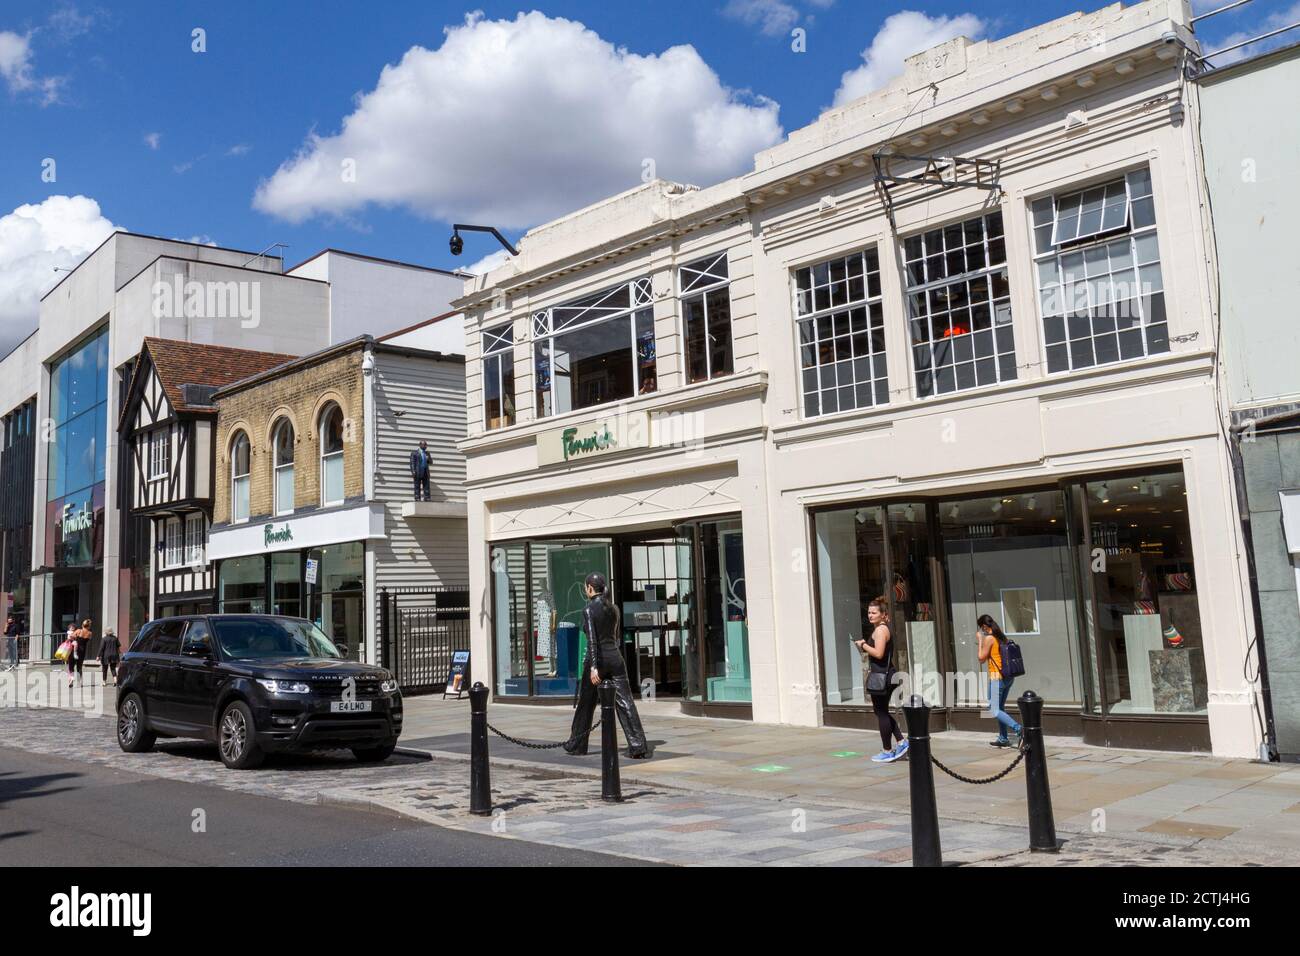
left=976, top=614, right=1022, bottom=748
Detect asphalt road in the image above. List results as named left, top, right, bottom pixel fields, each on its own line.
left=0, top=746, right=648, bottom=867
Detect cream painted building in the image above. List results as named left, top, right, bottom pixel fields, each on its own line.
left=455, top=0, right=1263, bottom=756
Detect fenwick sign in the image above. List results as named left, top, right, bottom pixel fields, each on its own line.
left=537, top=412, right=650, bottom=467
left=263, top=523, right=293, bottom=548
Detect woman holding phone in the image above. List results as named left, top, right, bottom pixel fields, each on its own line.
left=977, top=614, right=1022, bottom=748
left=854, top=596, right=908, bottom=763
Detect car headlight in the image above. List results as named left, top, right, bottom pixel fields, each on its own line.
left=380, top=679, right=399, bottom=694
left=257, top=679, right=311, bottom=694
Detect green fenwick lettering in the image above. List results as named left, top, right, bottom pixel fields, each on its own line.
left=264, top=523, right=293, bottom=547
left=561, top=425, right=616, bottom=462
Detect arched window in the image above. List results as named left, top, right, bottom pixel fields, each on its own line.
left=319, top=404, right=344, bottom=506
left=272, top=419, right=295, bottom=516
left=231, top=432, right=251, bottom=523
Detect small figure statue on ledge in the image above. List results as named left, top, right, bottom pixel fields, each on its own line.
left=409, top=440, right=431, bottom=501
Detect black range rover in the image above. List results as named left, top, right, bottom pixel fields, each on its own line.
left=115, top=614, right=403, bottom=769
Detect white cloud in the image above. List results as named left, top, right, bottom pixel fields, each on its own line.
left=144, top=131, right=161, bottom=150
left=723, top=0, right=835, bottom=37
left=464, top=248, right=512, bottom=277
left=1207, top=2, right=1300, bottom=66
left=47, top=5, right=95, bottom=41
left=254, top=11, right=782, bottom=229
left=227, top=143, right=251, bottom=156
left=0, top=196, right=120, bottom=355
left=833, top=10, right=987, bottom=108
left=0, top=30, right=63, bottom=105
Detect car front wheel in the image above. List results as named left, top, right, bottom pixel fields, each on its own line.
left=352, top=740, right=397, bottom=763
left=117, top=693, right=156, bottom=753
left=218, top=700, right=265, bottom=770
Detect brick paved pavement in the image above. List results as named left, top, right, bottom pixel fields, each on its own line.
left=3, top=698, right=1295, bottom=866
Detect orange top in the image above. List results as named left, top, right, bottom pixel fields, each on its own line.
left=986, top=638, right=1003, bottom=679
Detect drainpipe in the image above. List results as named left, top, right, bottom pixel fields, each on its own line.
left=1228, top=423, right=1280, bottom=761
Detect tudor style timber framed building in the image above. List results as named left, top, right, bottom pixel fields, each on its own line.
left=118, top=339, right=295, bottom=619
left=455, top=1, right=1266, bottom=756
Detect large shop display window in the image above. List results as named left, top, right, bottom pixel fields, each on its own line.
left=1084, top=470, right=1207, bottom=715
left=218, top=555, right=266, bottom=614
left=308, top=542, right=364, bottom=661
left=491, top=539, right=611, bottom=697
left=816, top=505, right=888, bottom=706
left=942, top=491, right=1085, bottom=708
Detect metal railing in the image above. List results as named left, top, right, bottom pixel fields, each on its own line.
left=378, top=586, right=471, bottom=694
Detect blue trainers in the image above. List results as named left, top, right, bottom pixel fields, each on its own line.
left=889, top=739, right=910, bottom=761
left=870, top=749, right=894, bottom=763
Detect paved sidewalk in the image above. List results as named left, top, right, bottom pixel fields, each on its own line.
left=399, top=695, right=1300, bottom=858
left=8, top=669, right=1299, bottom=866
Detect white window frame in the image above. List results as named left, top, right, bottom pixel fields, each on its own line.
left=482, top=324, right=515, bottom=431
left=904, top=210, right=1016, bottom=399
left=184, top=513, right=206, bottom=567
left=792, top=246, right=888, bottom=419
left=531, top=277, right=656, bottom=419
left=148, top=427, right=170, bottom=482
left=162, top=516, right=183, bottom=569
left=231, top=432, right=250, bottom=525
left=272, top=419, right=295, bottom=517
left=1032, top=167, right=1168, bottom=375
left=678, top=251, right=734, bottom=384
left=320, top=405, right=344, bottom=507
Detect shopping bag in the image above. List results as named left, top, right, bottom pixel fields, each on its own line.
left=55, top=640, right=73, bottom=661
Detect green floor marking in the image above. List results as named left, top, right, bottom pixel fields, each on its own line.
left=830, top=751, right=862, bottom=758
left=751, top=764, right=791, bottom=773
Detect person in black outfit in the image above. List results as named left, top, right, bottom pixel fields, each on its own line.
left=854, top=596, right=908, bottom=763
left=564, top=572, right=651, bottom=759
left=409, top=440, right=432, bottom=501
left=100, top=627, right=121, bottom=686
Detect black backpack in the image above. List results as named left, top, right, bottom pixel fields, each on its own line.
left=998, top=637, right=1026, bottom=679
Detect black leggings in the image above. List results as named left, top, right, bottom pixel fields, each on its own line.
left=870, top=692, right=904, bottom=751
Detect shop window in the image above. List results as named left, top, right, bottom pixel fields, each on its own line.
left=532, top=277, right=656, bottom=418
left=482, top=324, right=516, bottom=430
left=794, top=247, right=887, bottom=417
left=815, top=505, right=888, bottom=705
left=905, top=210, right=1016, bottom=397
left=1082, top=470, right=1207, bottom=715
left=230, top=431, right=250, bottom=523
left=1032, top=168, right=1169, bottom=373
left=680, top=252, right=734, bottom=384
left=942, top=491, right=1085, bottom=708
left=319, top=404, right=344, bottom=506
left=271, top=552, right=301, bottom=618
left=272, top=418, right=295, bottom=516
left=218, top=555, right=265, bottom=613
left=490, top=542, right=529, bottom=696
left=148, top=427, right=170, bottom=481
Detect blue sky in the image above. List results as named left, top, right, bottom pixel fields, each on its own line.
left=1, top=0, right=1295, bottom=351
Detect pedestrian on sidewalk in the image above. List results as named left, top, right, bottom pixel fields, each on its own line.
left=564, top=571, right=651, bottom=759
left=66, top=619, right=91, bottom=688
left=977, top=614, right=1022, bottom=748
left=100, top=627, right=121, bottom=686
left=2, top=615, right=18, bottom=670
left=857, top=596, right=908, bottom=763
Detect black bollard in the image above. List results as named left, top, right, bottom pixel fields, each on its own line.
left=901, top=695, right=942, bottom=867
left=469, top=681, right=492, bottom=816
left=1018, top=690, right=1058, bottom=852
left=599, top=680, right=622, bottom=802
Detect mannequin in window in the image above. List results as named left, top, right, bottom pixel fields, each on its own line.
left=409, top=440, right=431, bottom=501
